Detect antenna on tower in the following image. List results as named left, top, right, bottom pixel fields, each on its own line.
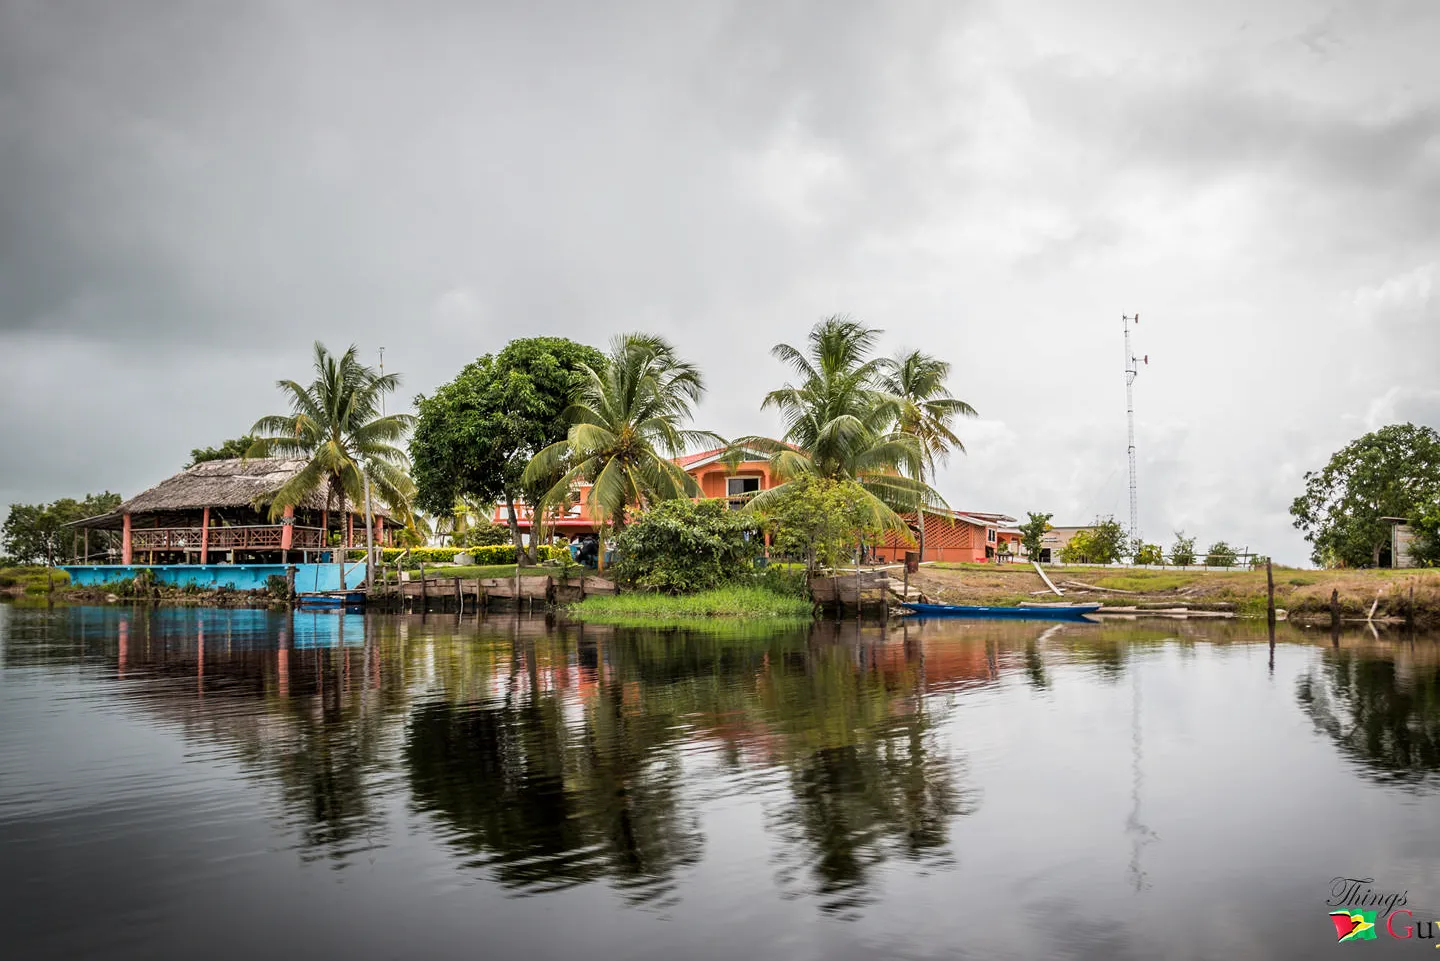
left=1123, top=314, right=1146, bottom=545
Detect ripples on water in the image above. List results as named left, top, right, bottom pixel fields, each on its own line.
left=3, top=603, right=1440, bottom=960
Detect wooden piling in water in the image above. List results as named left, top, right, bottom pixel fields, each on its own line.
left=1330, top=588, right=1339, bottom=628
left=1265, top=558, right=1276, bottom=630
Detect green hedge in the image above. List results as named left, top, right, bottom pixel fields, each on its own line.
left=349, top=545, right=569, bottom=565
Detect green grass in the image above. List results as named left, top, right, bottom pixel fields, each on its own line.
left=569, top=585, right=813, bottom=623
left=430, top=564, right=521, bottom=579
left=0, top=566, right=70, bottom=594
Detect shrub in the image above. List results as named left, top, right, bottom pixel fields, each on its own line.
left=613, top=498, right=761, bottom=593
left=1170, top=531, right=1197, bottom=567
left=452, top=521, right=511, bottom=548
left=1205, top=541, right=1238, bottom=568
left=1060, top=516, right=1128, bottom=564
left=1133, top=543, right=1164, bottom=565
left=757, top=477, right=883, bottom=574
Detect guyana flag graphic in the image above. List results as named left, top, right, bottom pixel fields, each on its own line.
left=1329, top=909, right=1378, bottom=942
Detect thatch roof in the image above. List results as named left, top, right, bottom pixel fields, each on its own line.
left=115, top=458, right=390, bottom=517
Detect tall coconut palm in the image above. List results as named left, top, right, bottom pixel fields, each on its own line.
left=734, top=316, right=944, bottom=537
left=879, top=349, right=977, bottom=561
left=248, top=342, right=415, bottom=588
left=523, top=333, right=718, bottom=567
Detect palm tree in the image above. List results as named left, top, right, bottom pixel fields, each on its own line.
left=248, top=342, right=415, bottom=588
left=734, top=317, right=944, bottom=537
left=879, top=349, right=977, bottom=561
left=523, top=333, right=718, bottom=567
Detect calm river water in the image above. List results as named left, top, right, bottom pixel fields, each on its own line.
left=2, top=604, right=1439, bottom=960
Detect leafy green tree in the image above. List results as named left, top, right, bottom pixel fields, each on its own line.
left=1059, top=516, right=1128, bottom=564
left=1204, top=541, right=1238, bottom=568
left=757, top=477, right=883, bottom=575
left=1, top=493, right=122, bottom=566
left=1017, top=511, right=1053, bottom=561
left=410, top=337, right=605, bottom=559
left=1290, top=424, right=1440, bottom=567
left=186, top=435, right=258, bottom=467
left=735, top=317, right=942, bottom=539
left=1170, top=531, right=1197, bottom=567
left=248, top=342, right=414, bottom=588
left=613, top=498, right=760, bottom=592
left=1413, top=504, right=1440, bottom=567
left=1133, top=543, right=1164, bottom=566
left=525, top=333, right=717, bottom=566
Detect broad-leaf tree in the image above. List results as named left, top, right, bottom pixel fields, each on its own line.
left=1, top=493, right=122, bottom=566
left=410, top=337, right=605, bottom=561
left=248, top=342, right=414, bottom=587
left=187, top=435, right=258, bottom=467
left=1017, top=511, right=1053, bottom=562
left=1290, top=423, right=1440, bottom=567
left=733, top=317, right=944, bottom=538
left=524, top=333, right=718, bottom=566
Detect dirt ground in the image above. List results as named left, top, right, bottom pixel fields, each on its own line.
left=903, top=562, right=1440, bottom=624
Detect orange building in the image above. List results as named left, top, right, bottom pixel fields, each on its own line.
left=492, top=446, right=777, bottom=538
left=494, top=445, right=1016, bottom=563
left=871, top=510, right=1021, bottom=565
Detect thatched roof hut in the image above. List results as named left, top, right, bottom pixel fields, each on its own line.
left=117, top=458, right=378, bottom=516
left=73, top=458, right=391, bottom=530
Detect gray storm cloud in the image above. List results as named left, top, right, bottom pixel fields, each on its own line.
left=1, top=0, right=1436, bottom=564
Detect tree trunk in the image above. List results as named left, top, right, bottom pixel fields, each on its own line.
left=336, top=487, right=348, bottom=591
left=362, top=469, right=375, bottom=594
left=505, top=497, right=522, bottom=554
left=917, top=508, right=926, bottom=564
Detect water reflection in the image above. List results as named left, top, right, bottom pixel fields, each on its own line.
left=1297, top=639, right=1440, bottom=785
left=6, top=603, right=1440, bottom=935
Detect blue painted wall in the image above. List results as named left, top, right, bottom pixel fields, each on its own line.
left=62, top=563, right=367, bottom=593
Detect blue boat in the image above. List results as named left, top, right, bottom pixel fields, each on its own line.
left=297, top=591, right=367, bottom=608
left=900, top=602, right=1101, bottom=621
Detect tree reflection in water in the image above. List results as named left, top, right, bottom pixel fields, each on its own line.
left=402, top=620, right=978, bottom=914
left=1297, top=643, right=1440, bottom=784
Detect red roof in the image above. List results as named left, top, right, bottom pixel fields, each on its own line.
left=674, top=447, right=727, bottom=467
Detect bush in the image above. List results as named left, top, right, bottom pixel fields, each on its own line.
left=1133, top=543, right=1164, bottom=565
left=757, top=477, right=883, bottom=573
left=452, top=521, right=510, bottom=548
left=1060, top=516, right=1128, bottom=564
left=1205, top=541, right=1238, bottom=568
left=1170, top=531, right=1197, bottom=567
left=613, top=498, right=761, bottom=593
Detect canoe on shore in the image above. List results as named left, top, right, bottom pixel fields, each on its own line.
left=297, top=591, right=367, bottom=608
left=900, top=602, right=1102, bottom=621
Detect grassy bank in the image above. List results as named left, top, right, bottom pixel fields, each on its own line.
left=0, top=566, right=71, bottom=596
left=915, top=562, right=1440, bottom=622
left=569, top=585, right=813, bottom=623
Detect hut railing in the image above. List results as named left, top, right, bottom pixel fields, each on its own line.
left=128, top=525, right=328, bottom=552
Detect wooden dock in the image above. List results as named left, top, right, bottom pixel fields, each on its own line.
left=368, top=573, right=617, bottom=613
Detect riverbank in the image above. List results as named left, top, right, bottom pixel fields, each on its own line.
left=909, top=563, right=1440, bottom=624
left=1, top=566, right=287, bottom=608
left=568, top=585, right=812, bottom=624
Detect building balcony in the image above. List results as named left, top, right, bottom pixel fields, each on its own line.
left=126, top=525, right=329, bottom=553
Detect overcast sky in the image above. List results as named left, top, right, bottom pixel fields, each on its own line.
left=2, top=0, right=1437, bottom=565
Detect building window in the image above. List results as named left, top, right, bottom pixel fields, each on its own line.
left=986, top=528, right=997, bottom=543
left=727, top=477, right=760, bottom=496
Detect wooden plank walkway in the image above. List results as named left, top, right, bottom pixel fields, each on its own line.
left=369, top=573, right=617, bottom=612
